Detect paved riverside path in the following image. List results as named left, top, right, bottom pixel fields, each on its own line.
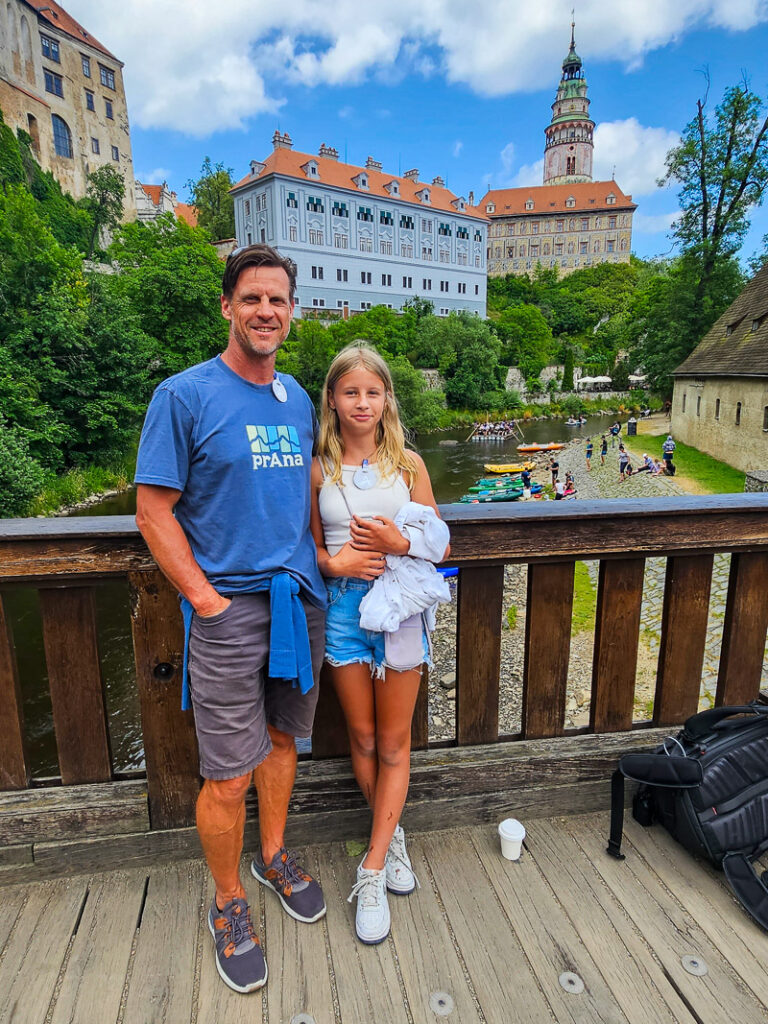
left=552, top=436, right=767, bottom=699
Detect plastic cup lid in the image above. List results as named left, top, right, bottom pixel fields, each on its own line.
left=498, top=818, right=526, bottom=840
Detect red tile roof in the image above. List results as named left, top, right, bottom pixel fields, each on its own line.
left=232, top=146, right=488, bottom=222
left=174, top=202, right=198, bottom=227
left=25, top=0, right=119, bottom=63
left=141, top=184, right=164, bottom=206
left=479, top=181, right=636, bottom=216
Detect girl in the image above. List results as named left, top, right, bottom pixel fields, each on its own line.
left=310, top=343, right=449, bottom=945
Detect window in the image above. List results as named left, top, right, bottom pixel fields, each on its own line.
left=475, top=254, right=481, bottom=267
left=475, top=284, right=479, bottom=295
left=91, top=137, right=100, bottom=154
left=400, top=243, right=413, bottom=258
left=422, top=279, right=432, bottom=290
left=456, top=227, right=469, bottom=239
left=337, top=300, right=349, bottom=309
left=609, top=216, right=617, bottom=229
left=581, top=218, right=589, bottom=230
left=726, top=324, right=734, bottom=336
left=44, top=69, right=63, bottom=97
left=361, top=271, right=371, bottom=284
left=332, top=201, right=348, bottom=218
left=682, top=393, right=686, bottom=413
left=525, top=199, right=534, bottom=210
left=307, top=196, right=324, bottom=213
left=566, top=197, right=575, bottom=208
left=380, top=241, right=393, bottom=255
left=289, top=224, right=297, bottom=241
left=421, top=218, right=433, bottom=233
left=439, top=307, right=449, bottom=316
left=334, top=234, right=348, bottom=249
left=531, top=221, right=539, bottom=234
left=247, top=232, right=252, bottom=244
left=255, top=193, right=267, bottom=211
left=51, top=114, right=72, bottom=157
left=579, top=241, right=588, bottom=254
left=400, top=215, right=414, bottom=229
left=41, top=34, right=60, bottom=62
left=105, top=99, right=113, bottom=119
left=556, top=219, right=564, bottom=232
left=360, top=301, right=372, bottom=310
left=439, top=281, right=448, bottom=292
left=736, top=402, right=742, bottom=426
left=337, top=269, right=348, bottom=282
left=359, top=237, right=373, bottom=253
left=696, top=396, right=701, bottom=417
left=260, top=228, right=266, bottom=243
left=308, top=229, right=324, bottom=245
left=439, top=250, right=450, bottom=263
left=286, top=192, right=298, bottom=209
left=380, top=211, right=394, bottom=225
left=312, top=298, right=325, bottom=307
left=457, top=253, right=468, bottom=265
left=764, top=406, right=768, bottom=431
left=554, top=242, right=563, bottom=255
left=566, top=157, right=575, bottom=175
left=311, top=266, right=323, bottom=280
left=357, top=206, right=373, bottom=222
left=111, top=145, right=119, bottom=162
left=752, top=318, right=762, bottom=332
left=607, top=194, right=616, bottom=205
left=474, top=230, right=482, bottom=242
left=382, top=274, right=392, bottom=286
left=421, top=246, right=432, bottom=261
left=402, top=276, right=412, bottom=288
left=244, top=200, right=251, bottom=216
left=438, top=222, right=452, bottom=236
left=715, top=398, right=720, bottom=421
left=606, top=240, right=615, bottom=253
left=81, top=55, right=91, bottom=78
left=85, top=90, right=95, bottom=111
left=458, top=282, right=467, bottom=294
left=99, top=65, right=116, bottom=90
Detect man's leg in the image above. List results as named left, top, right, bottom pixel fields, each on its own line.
left=253, top=724, right=297, bottom=863
left=197, top=773, right=251, bottom=907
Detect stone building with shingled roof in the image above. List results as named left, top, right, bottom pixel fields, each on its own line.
left=672, top=265, right=768, bottom=472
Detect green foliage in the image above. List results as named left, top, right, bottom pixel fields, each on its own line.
left=0, top=111, right=25, bottom=187
left=494, top=304, right=555, bottom=376
left=505, top=605, right=518, bottom=630
left=572, top=561, right=597, bottom=634
left=621, top=432, right=746, bottom=493
left=81, top=164, right=125, bottom=257
left=0, top=422, right=45, bottom=516
left=186, top=157, right=235, bottom=240
left=562, top=348, right=575, bottom=391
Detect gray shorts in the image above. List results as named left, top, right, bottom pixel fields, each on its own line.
left=188, top=593, right=325, bottom=780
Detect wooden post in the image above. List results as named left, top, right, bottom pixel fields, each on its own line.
left=654, top=554, right=713, bottom=726
left=590, top=558, right=645, bottom=732
left=522, top=562, right=574, bottom=739
left=128, top=571, right=199, bottom=830
left=716, top=552, right=768, bottom=706
left=39, top=586, right=112, bottom=785
left=0, top=595, right=29, bottom=789
left=411, top=665, right=430, bottom=751
left=456, top=565, right=504, bottom=745
left=311, top=662, right=350, bottom=759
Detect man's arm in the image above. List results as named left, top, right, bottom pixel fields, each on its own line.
left=135, top=484, right=230, bottom=617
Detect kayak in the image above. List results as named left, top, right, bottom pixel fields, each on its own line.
left=516, top=443, right=566, bottom=453
left=458, top=483, right=543, bottom=503
left=483, top=461, right=537, bottom=474
left=467, top=474, right=521, bottom=491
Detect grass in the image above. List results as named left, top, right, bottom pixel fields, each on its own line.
left=621, top=432, right=745, bottom=495
left=29, top=449, right=136, bottom=516
left=572, top=560, right=597, bottom=634
left=506, top=605, right=518, bottom=630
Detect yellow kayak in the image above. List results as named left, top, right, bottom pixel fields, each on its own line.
left=483, top=461, right=537, bottom=474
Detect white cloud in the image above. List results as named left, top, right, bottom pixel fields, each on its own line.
left=138, top=167, right=172, bottom=185
left=593, top=119, right=680, bottom=195
left=62, top=0, right=768, bottom=136
left=453, top=140, right=464, bottom=158
left=633, top=210, right=681, bottom=234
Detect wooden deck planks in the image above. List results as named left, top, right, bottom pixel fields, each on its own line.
left=571, top=814, right=768, bottom=1024
left=389, top=838, right=483, bottom=1024
left=419, top=829, right=554, bottom=1023
left=0, top=877, right=89, bottom=1024
left=50, top=869, right=148, bottom=1024
left=470, top=824, right=630, bottom=1023
left=529, top=819, right=694, bottom=1024
left=122, top=860, right=207, bottom=1024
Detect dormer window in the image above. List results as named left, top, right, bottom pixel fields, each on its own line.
left=416, top=188, right=431, bottom=204
left=451, top=197, right=466, bottom=211
left=525, top=199, right=534, bottom=211
left=752, top=317, right=763, bottom=332
left=302, top=159, right=319, bottom=178
left=353, top=172, right=369, bottom=190
left=385, top=180, right=400, bottom=196
left=566, top=196, right=575, bottom=208
left=606, top=193, right=616, bottom=204
left=486, top=203, right=495, bottom=214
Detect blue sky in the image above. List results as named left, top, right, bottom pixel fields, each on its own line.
left=66, top=0, right=768, bottom=263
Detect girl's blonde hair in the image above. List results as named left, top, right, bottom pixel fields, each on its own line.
left=318, top=342, right=419, bottom=487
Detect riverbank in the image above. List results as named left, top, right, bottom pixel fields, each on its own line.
left=29, top=454, right=136, bottom=517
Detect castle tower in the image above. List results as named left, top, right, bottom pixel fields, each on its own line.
left=542, top=21, right=594, bottom=185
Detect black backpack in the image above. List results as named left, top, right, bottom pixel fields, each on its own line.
left=607, top=703, right=768, bottom=931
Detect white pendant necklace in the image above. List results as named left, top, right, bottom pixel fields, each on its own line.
left=272, top=373, right=287, bottom=403
left=352, top=458, right=376, bottom=490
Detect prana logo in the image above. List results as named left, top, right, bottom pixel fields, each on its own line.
left=246, top=425, right=304, bottom=470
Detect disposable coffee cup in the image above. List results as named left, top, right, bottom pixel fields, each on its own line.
left=498, top=818, right=526, bottom=861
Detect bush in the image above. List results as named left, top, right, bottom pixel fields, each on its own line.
left=0, top=423, right=46, bottom=516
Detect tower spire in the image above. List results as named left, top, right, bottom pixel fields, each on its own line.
left=542, top=21, right=594, bottom=185
left=570, top=9, right=575, bottom=51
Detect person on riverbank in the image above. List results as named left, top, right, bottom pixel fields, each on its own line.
left=618, top=444, right=630, bottom=482
left=600, top=435, right=608, bottom=466
left=549, top=457, right=559, bottom=486
left=610, top=422, right=620, bottom=448
left=310, top=343, right=449, bottom=945
left=134, top=244, right=327, bottom=995
left=585, top=438, right=593, bottom=471
left=663, top=435, right=676, bottom=467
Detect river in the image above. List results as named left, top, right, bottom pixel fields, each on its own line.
left=5, top=414, right=613, bottom=777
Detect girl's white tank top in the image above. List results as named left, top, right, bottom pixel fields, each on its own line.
left=318, top=465, right=411, bottom=557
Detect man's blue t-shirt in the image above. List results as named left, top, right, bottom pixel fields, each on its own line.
left=135, top=356, right=325, bottom=608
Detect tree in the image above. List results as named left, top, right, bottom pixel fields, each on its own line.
left=494, top=304, right=555, bottom=376
left=81, top=165, right=125, bottom=257
left=187, top=157, right=235, bottom=240
left=562, top=348, right=575, bottom=391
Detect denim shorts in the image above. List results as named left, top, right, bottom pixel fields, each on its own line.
left=324, top=577, right=431, bottom=678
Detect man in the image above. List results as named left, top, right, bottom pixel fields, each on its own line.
left=600, top=435, right=608, bottom=466
left=585, top=437, right=593, bottom=471
left=610, top=421, right=620, bottom=447
left=663, top=434, right=676, bottom=466
left=134, top=244, right=326, bottom=994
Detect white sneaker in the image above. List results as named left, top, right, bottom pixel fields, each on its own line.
left=348, top=862, right=390, bottom=944
left=386, top=825, right=419, bottom=895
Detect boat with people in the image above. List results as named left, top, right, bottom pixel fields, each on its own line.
left=483, top=461, right=537, bottom=474
left=517, top=442, right=566, bottom=453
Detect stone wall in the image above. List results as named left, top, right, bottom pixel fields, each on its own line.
left=672, top=376, right=768, bottom=473
left=745, top=471, right=768, bottom=493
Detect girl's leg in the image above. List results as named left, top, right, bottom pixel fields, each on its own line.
left=363, top=666, right=422, bottom=871
left=330, top=663, right=378, bottom=807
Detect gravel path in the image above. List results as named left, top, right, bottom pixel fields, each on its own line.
left=428, top=431, right=767, bottom=742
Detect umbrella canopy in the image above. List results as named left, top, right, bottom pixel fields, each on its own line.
left=592, top=375, right=612, bottom=383
left=628, top=374, right=647, bottom=382
left=577, top=376, right=595, bottom=384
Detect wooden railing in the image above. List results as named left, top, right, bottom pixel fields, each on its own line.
left=2, top=494, right=768, bottom=867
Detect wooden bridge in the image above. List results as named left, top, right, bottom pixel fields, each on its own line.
left=2, top=494, right=768, bottom=1022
